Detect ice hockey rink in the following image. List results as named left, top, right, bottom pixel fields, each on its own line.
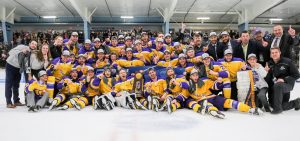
left=0, top=69, right=299, bottom=141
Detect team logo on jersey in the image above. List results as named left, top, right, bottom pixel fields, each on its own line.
left=280, top=66, right=286, bottom=71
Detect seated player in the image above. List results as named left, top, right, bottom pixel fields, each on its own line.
left=48, top=68, right=85, bottom=110
left=183, top=69, right=263, bottom=119
left=25, top=70, right=49, bottom=112
left=111, top=69, right=146, bottom=110
left=69, top=66, right=100, bottom=110
left=141, top=68, right=169, bottom=112
left=93, top=67, right=117, bottom=111
left=163, top=67, right=189, bottom=114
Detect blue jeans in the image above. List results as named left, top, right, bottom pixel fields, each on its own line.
left=5, top=63, right=21, bottom=104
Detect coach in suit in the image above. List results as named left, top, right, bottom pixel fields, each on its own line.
left=233, top=31, right=266, bottom=61
left=207, top=32, right=224, bottom=61
left=267, top=25, right=298, bottom=61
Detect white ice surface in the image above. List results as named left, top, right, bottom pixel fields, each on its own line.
left=0, top=69, right=299, bottom=141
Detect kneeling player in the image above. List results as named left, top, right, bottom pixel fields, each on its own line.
left=25, top=70, right=49, bottom=112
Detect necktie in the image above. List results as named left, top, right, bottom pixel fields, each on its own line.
left=273, top=37, right=279, bottom=47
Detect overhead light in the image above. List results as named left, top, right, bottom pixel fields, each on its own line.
left=121, top=16, right=134, bottom=19
left=41, top=16, right=57, bottom=19
left=196, top=17, right=210, bottom=20
left=269, top=18, right=283, bottom=21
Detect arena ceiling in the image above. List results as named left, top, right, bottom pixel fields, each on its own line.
left=1, top=0, right=300, bottom=24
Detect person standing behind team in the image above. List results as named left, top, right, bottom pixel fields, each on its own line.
left=5, top=40, right=37, bottom=108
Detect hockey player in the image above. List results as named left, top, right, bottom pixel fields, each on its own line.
left=25, top=70, right=49, bottom=112
left=156, top=50, right=178, bottom=67
left=141, top=68, right=169, bottom=112
left=150, top=38, right=166, bottom=63
left=69, top=66, right=100, bottom=110
left=46, top=50, right=73, bottom=99
left=218, top=49, right=247, bottom=100
left=164, top=34, right=175, bottom=53
left=114, top=48, right=145, bottom=68
left=186, top=46, right=202, bottom=64
left=73, top=54, right=91, bottom=78
left=94, top=49, right=110, bottom=69
left=201, top=53, right=231, bottom=99
left=93, top=67, right=116, bottom=110
left=164, top=67, right=189, bottom=114
left=133, top=40, right=151, bottom=66
left=48, top=68, right=85, bottom=110
left=111, top=69, right=145, bottom=109
left=63, top=32, right=81, bottom=56
left=78, top=39, right=95, bottom=65
left=109, top=36, right=124, bottom=57
left=185, top=69, right=262, bottom=119
left=176, top=53, right=194, bottom=74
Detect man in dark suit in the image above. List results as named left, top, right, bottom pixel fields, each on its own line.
left=267, top=25, right=298, bottom=61
left=207, top=32, right=224, bottom=61
left=233, top=31, right=266, bottom=61
left=219, top=31, right=239, bottom=54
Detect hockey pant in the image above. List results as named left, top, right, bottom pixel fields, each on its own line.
left=186, top=95, right=251, bottom=113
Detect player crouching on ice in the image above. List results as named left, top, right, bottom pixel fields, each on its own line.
left=48, top=68, right=85, bottom=110
left=140, top=68, right=169, bottom=112
left=163, top=67, right=189, bottom=114
left=25, top=70, right=49, bottom=112
left=185, top=69, right=263, bottom=119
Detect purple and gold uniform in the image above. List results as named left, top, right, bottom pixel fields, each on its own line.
left=133, top=48, right=152, bottom=65
left=218, top=57, right=245, bottom=82
left=78, top=47, right=95, bottom=64
left=186, top=77, right=252, bottom=114
left=46, top=57, right=73, bottom=98
left=109, top=45, right=124, bottom=56
left=51, top=76, right=85, bottom=109
left=140, top=77, right=168, bottom=107
left=25, top=79, right=47, bottom=96
left=70, top=76, right=101, bottom=109
left=166, top=76, right=189, bottom=112
left=204, top=61, right=231, bottom=98
left=157, top=58, right=178, bottom=67
left=114, top=57, right=145, bottom=68
left=63, top=42, right=81, bottom=56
